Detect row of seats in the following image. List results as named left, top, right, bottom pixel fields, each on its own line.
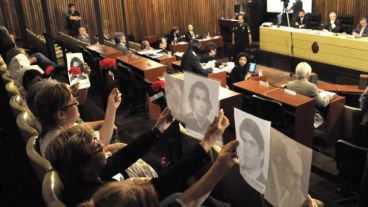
left=26, top=29, right=64, bottom=65
left=0, top=56, right=65, bottom=206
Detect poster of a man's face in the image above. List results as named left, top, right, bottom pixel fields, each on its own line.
left=165, top=74, right=184, bottom=120
left=235, top=108, right=270, bottom=194
left=66, top=53, right=90, bottom=89
left=183, top=72, right=219, bottom=139
left=264, top=128, right=312, bottom=207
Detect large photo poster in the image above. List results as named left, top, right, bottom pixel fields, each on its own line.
left=66, top=53, right=90, bottom=89
left=235, top=108, right=271, bottom=194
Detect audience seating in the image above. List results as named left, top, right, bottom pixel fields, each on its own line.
left=26, top=136, right=53, bottom=182
left=9, top=94, right=27, bottom=117
left=335, top=139, right=368, bottom=205
left=42, top=170, right=66, bottom=207
left=58, top=32, right=89, bottom=53
left=337, top=15, right=354, bottom=34
left=26, top=29, right=64, bottom=65
left=2, top=71, right=13, bottom=84
left=342, top=105, right=362, bottom=142
left=128, top=41, right=141, bottom=52
left=17, top=111, right=39, bottom=142
left=5, top=81, right=20, bottom=97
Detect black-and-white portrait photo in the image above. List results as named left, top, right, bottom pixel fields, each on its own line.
left=165, top=74, right=184, bottom=120
left=264, top=128, right=312, bottom=207
left=183, top=72, right=219, bottom=139
left=235, top=108, right=270, bottom=194
left=66, top=53, right=90, bottom=89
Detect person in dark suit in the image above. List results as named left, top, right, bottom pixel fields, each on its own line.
left=184, top=24, right=198, bottom=41
left=184, top=81, right=212, bottom=134
left=67, top=4, right=81, bottom=37
left=294, top=10, right=306, bottom=29
left=323, top=12, right=342, bottom=33
left=114, top=33, right=130, bottom=55
left=288, top=0, right=303, bottom=23
left=166, top=26, right=181, bottom=45
left=353, top=17, right=368, bottom=37
left=181, top=40, right=213, bottom=76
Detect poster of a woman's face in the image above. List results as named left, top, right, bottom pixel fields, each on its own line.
left=235, top=108, right=270, bottom=194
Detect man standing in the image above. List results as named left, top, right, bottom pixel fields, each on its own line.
left=232, top=14, right=252, bottom=58
left=67, top=4, right=81, bottom=37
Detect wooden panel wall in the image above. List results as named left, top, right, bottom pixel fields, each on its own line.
left=2, top=0, right=367, bottom=41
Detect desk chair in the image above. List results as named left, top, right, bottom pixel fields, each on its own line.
left=250, top=94, right=292, bottom=136
left=305, top=13, right=322, bottom=30
left=26, top=136, right=53, bottom=182
left=342, top=105, right=362, bottom=142
left=17, top=111, right=39, bottom=142
left=128, top=41, right=141, bottom=52
left=337, top=15, right=354, bottom=34
left=339, top=91, right=361, bottom=108
left=9, top=94, right=27, bottom=117
left=335, top=139, right=368, bottom=205
left=42, top=170, right=66, bottom=207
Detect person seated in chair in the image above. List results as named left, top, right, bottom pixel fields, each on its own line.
left=140, top=40, right=154, bottom=51
left=114, top=33, right=130, bottom=55
left=181, top=40, right=213, bottom=76
left=77, top=27, right=91, bottom=44
left=45, top=109, right=229, bottom=206
left=184, top=24, right=199, bottom=41
left=228, top=52, right=251, bottom=89
left=294, top=10, right=306, bottom=29
left=166, top=26, right=182, bottom=45
left=323, top=12, right=342, bottom=33
left=286, top=62, right=333, bottom=108
left=353, top=17, right=368, bottom=37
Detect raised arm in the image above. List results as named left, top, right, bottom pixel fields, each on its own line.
left=99, top=88, right=121, bottom=144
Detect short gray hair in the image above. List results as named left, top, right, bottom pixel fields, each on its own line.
left=295, top=62, right=312, bottom=79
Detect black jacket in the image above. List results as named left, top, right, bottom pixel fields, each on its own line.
left=181, top=49, right=213, bottom=76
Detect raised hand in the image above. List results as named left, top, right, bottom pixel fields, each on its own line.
left=200, top=109, right=229, bottom=152
left=153, top=108, right=175, bottom=133
left=108, top=88, right=122, bottom=110
left=216, top=140, right=239, bottom=169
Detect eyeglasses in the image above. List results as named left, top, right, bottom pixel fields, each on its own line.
left=60, top=97, right=79, bottom=110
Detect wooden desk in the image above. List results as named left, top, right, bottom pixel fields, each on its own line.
left=86, top=44, right=124, bottom=58
left=170, top=36, right=224, bottom=53
left=136, top=51, right=177, bottom=69
left=233, top=80, right=315, bottom=147
left=171, top=60, right=227, bottom=87
left=317, top=82, right=365, bottom=94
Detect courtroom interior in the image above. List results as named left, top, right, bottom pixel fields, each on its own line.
left=1, top=0, right=368, bottom=207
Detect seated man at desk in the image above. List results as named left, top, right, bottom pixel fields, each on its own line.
left=286, top=62, right=333, bottom=108
left=294, top=10, right=306, bottom=29
left=200, top=42, right=224, bottom=67
left=181, top=40, right=213, bottom=76
left=166, top=26, right=182, bottom=45
left=323, top=12, right=342, bottom=33
left=353, top=17, right=368, bottom=37
left=114, top=33, right=130, bottom=55
left=153, top=37, right=169, bottom=53
left=141, top=40, right=154, bottom=51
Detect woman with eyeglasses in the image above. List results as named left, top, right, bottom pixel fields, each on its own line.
left=46, top=109, right=230, bottom=206
left=31, top=79, right=121, bottom=157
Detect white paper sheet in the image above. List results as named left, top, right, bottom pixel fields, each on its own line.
left=235, top=108, right=271, bottom=194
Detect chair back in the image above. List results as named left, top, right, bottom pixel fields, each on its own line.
left=9, top=94, right=27, bottom=117
left=17, top=111, right=39, bottom=142
left=42, top=170, right=66, bottom=207
left=335, top=139, right=368, bottom=186
left=251, top=95, right=287, bottom=129
left=128, top=41, right=141, bottom=51
left=26, top=136, right=53, bottom=182
left=339, top=91, right=361, bottom=108
left=5, top=81, right=20, bottom=97
left=342, top=105, right=362, bottom=142
left=337, top=14, right=354, bottom=34
left=305, top=13, right=322, bottom=30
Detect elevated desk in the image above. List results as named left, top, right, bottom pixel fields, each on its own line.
left=170, top=36, right=224, bottom=54
left=86, top=44, right=124, bottom=58
left=171, top=60, right=227, bottom=87
left=234, top=80, right=315, bottom=147
left=260, top=26, right=368, bottom=73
